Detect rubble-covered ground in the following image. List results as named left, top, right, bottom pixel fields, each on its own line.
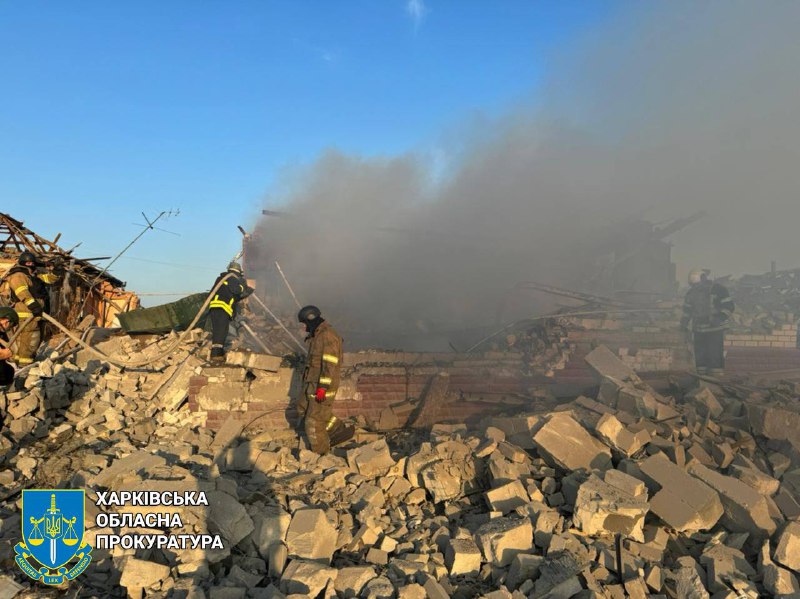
left=1, top=331, right=800, bottom=599
left=721, top=269, right=800, bottom=335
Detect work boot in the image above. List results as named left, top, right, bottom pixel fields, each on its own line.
left=209, top=345, right=225, bottom=365
left=328, top=419, right=355, bottom=447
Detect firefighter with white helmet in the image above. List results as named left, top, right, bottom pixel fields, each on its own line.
left=680, top=268, right=735, bottom=376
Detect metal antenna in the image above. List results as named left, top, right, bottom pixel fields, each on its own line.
left=77, top=209, right=180, bottom=319
left=88, top=209, right=179, bottom=287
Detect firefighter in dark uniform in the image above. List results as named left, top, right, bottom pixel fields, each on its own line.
left=208, top=262, right=253, bottom=364
left=1, top=307, right=19, bottom=429
left=0, top=251, right=58, bottom=366
left=297, top=305, right=353, bottom=454
left=680, top=269, right=735, bottom=376
left=0, top=307, right=19, bottom=388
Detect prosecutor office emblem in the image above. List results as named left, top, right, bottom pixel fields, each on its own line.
left=15, top=489, right=93, bottom=585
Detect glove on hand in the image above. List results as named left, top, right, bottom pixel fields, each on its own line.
left=29, top=301, right=43, bottom=317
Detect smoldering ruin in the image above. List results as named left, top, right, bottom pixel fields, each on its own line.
left=248, top=1, right=800, bottom=350
left=2, top=2, right=800, bottom=599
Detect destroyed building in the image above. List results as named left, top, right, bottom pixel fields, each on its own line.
left=579, top=213, right=707, bottom=300
left=3, top=320, right=800, bottom=598
left=1, top=257, right=800, bottom=598
left=2, top=212, right=800, bottom=598
left=0, top=213, right=140, bottom=330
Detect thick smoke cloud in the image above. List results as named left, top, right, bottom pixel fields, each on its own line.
left=252, top=2, right=800, bottom=349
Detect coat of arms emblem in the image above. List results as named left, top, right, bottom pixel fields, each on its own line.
left=15, top=489, right=92, bottom=585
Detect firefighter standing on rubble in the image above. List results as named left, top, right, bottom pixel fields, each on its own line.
left=208, top=261, right=253, bottom=364
left=0, top=251, right=58, bottom=366
left=297, top=305, right=353, bottom=455
left=680, top=269, right=735, bottom=376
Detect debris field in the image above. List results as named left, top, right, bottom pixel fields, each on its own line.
left=1, top=326, right=800, bottom=599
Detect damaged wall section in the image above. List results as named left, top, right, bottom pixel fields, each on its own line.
left=188, top=351, right=534, bottom=432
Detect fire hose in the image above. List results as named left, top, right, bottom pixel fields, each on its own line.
left=36, top=273, right=239, bottom=369
left=5, top=273, right=236, bottom=371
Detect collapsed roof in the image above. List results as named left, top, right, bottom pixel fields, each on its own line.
left=0, top=212, right=137, bottom=328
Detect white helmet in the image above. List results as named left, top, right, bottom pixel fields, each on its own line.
left=688, top=268, right=707, bottom=285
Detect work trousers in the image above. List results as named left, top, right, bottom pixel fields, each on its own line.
left=0, top=360, right=13, bottom=430
left=13, top=317, right=41, bottom=366
left=0, top=361, right=14, bottom=387
left=694, top=330, right=725, bottom=371
left=299, top=383, right=335, bottom=455
left=209, top=308, right=231, bottom=357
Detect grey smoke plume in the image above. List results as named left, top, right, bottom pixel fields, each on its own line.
left=252, top=1, right=800, bottom=349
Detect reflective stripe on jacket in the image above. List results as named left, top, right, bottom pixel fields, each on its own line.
left=2, top=267, right=45, bottom=317
left=208, top=272, right=251, bottom=317
left=303, top=321, right=343, bottom=398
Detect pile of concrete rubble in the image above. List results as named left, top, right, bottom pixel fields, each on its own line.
left=500, top=319, right=573, bottom=377
left=1, top=336, right=800, bottom=598
left=722, top=270, right=800, bottom=334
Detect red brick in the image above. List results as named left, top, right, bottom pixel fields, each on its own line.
left=188, top=375, right=208, bottom=391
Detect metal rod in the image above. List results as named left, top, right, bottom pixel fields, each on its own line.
left=615, top=533, right=626, bottom=591
left=515, top=280, right=637, bottom=308
left=275, top=261, right=302, bottom=309
left=241, top=321, right=273, bottom=354
left=250, top=293, right=306, bottom=354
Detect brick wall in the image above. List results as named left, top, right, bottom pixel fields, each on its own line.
left=188, top=322, right=701, bottom=431
left=724, top=347, right=800, bottom=373
left=187, top=321, right=710, bottom=432
left=188, top=352, right=532, bottom=431
left=725, top=324, right=798, bottom=349
left=335, top=368, right=531, bottom=426
left=557, top=326, right=692, bottom=386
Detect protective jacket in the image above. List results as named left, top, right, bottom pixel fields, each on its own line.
left=303, top=321, right=343, bottom=399
left=1, top=265, right=56, bottom=318
left=209, top=271, right=252, bottom=318
left=0, top=265, right=59, bottom=365
left=681, top=280, right=735, bottom=333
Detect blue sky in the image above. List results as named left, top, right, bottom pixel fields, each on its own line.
left=0, top=1, right=619, bottom=304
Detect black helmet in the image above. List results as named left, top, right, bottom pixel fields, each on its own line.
left=298, top=305, right=322, bottom=325
left=0, top=307, right=19, bottom=327
left=227, top=261, right=244, bottom=275
left=18, top=251, right=41, bottom=266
